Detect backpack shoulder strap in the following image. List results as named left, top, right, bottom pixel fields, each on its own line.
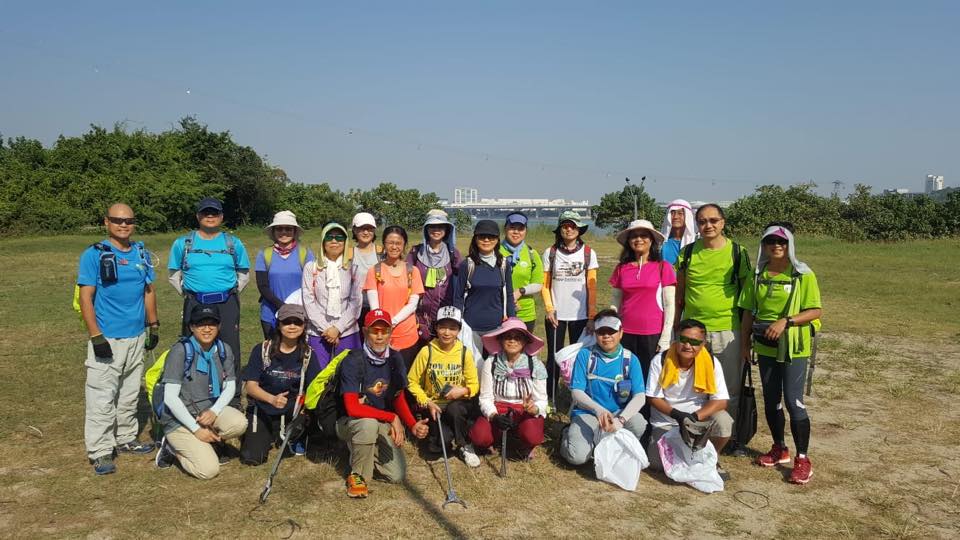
left=225, top=233, right=239, bottom=270
left=374, top=262, right=384, bottom=283
left=731, top=241, right=742, bottom=286
left=298, top=246, right=308, bottom=269
left=179, top=338, right=195, bottom=376
left=527, top=353, right=533, bottom=373
left=679, top=242, right=695, bottom=273
left=405, top=262, right=414, bottom=295
left=263, top=248, right=273, bottom=269
left=180, top=232, right=196, bottom=271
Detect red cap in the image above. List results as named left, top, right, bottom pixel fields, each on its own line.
left=363, top=308, right=392, bottom=328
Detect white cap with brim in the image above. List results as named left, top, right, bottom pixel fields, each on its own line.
left=594, top=315, right=623, bottom=332
left=352, top=212, right=377, bottom=229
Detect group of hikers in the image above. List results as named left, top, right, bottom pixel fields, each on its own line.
left=78, top=195, right=822, bottom=497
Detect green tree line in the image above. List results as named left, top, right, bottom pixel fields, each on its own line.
left=0, top=118, right=455, bottom=234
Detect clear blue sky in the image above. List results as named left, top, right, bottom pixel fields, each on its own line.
left=2, top=1, right=957, bottom=202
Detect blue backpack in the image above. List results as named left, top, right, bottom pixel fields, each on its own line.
left=145, top=337, right=226, bottom=418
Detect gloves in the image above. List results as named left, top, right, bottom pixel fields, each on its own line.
left=91, top=334, right=112, bottom=359
left=492, top=414, right=516, bottom=430
left=669, top=408, right=698, bottom=425
left=145, top=326, right=160, bottom=351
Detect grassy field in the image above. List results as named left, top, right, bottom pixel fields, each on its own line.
left=0, top=228, right=958, bottom=539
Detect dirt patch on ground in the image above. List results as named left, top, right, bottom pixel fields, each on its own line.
left=1, top=331, right=958, bottom=539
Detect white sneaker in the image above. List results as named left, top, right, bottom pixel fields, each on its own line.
left=460, top=444, right=481, bottom=468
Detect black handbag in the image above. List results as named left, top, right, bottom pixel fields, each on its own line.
left=735, top=365, right=758, bottom=447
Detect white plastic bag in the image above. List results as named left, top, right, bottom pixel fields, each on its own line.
left=458, top=319, right=485, bottom=372
left=593, top=429, right=648, bottom=491
left=656, top=427, right=724, bottom=493
left=556, top=333, right=597, bottom=386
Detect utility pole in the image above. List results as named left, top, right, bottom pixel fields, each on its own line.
left=625, top=177, right=644, bottom=220
left=832, top=180, right=844, bottom=196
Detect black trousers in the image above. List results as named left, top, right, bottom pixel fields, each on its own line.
left=544, top=318, right=588, bottom=399
left=240, top=406, right=296, bottom=466
left=427, top=398, right=482, bottom=449
left=181, top=292, right=242, bottom=404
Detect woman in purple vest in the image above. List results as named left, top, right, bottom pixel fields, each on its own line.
left=406, top=209, right=462, bottom=346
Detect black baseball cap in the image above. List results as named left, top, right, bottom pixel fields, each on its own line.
left=189, top=304, right=221, bottom=324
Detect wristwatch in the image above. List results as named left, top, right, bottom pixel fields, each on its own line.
left=785, top=317, right=794, bottom=328
left=519, top=287, right=526, bottom=296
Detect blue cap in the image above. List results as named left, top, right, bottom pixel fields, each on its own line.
left=505, top=212, right=528, bottom=226
left=196, top=197, right=224, bottom=213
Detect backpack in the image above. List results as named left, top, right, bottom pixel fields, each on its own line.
left=586, top=347, right=633, bottom=406
left=678, top=240, right=745, bottom=315
left=263, top=246, right=308, bottom=270
left=144, top=337, right=226, bottom=418
left=464, top=256, right=509, bottom=319
left=72, top=241, right=151, bottom=320
left=179, top=231, right=241, bottom=272
left=305, top=349, right=361, bottom=436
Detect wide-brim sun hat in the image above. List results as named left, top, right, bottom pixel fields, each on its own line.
left=616, top=219, right=666, bottom=247
left=482, top=317, right=545, bottom=356
left=265, top=210, right=303, bottom=237
left=553, top=210, right=588, bottom=235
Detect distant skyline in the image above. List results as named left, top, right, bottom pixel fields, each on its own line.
left=2, top=1, right=957, bottom=202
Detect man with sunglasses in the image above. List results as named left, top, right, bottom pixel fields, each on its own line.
left=168, top=197, right=250, bottom=406
left=646, top=319, right=733, bottom=476
left=675, top=203, right=752, bottom=456
left=77, top=203, right=160, bottom=475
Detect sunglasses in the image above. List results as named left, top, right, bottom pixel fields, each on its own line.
left=476, top=235, right=498, bottom=241
left=500, top=332, right=527, bottom=342
left=199, top=209, right=223, bottom=217
left=763, top=237, right=789, bottom=246
left=324, top=234, right=347, bottom=243
left=628, top=233, right=652, bottom=241
left=697, top=218, right=722, bottom=226
left=676, top=335, right=704, bottom=346
left=274, top=226, right=296, bottom=233
left=107, top=216, right=136, bottom=225
left=279, top=318, right=305, bottom=326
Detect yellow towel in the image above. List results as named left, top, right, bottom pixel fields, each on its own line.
left=659, top=344, right=717, bottom=395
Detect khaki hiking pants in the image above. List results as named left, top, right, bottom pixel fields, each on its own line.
left=166, top=406, right=247, bottom=480
left=336, top=417, right=407, bottom=483
left=84, top=332, right=146, bottom=461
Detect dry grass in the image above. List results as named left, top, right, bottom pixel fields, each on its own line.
left=0, top=232, right=958, bottom=538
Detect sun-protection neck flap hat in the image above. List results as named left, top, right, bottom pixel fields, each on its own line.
left=554, top=210, right=588, bottom=235
left=265, top=210, right=303, bottom=238
left=756, top=225, right=811, bottom=275
left=481, top=317, right=545, bottom=356
left=421, top=209, right=456, bottom=253
left=660, top=199, right=696, bottom=248
left=616, top=219, right=666, bottom=247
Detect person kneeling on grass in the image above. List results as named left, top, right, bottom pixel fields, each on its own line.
left=336, top=309, right=430, bottom=498
left=645, top=319, right=733, bottom=480
left=240, top=304, right=320, bottom=465
left=560, top=310, right=647, bottom=466
left=470, top=317, right=549, bottom=461
left=154, top=305, right=248, bottom=479
left=407, top=306, right=482, bottom=467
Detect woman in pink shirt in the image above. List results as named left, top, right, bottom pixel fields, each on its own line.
left=609, top=219, right=677, bottom=378
left=363, top=225, right=425, bottom=369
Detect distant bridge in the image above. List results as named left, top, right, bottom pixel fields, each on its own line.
left=441, top=201, right=592, bottom=220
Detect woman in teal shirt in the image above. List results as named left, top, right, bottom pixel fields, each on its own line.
left=739, top=222, right=822, bottom=486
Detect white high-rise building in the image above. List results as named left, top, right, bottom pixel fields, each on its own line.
left=454, top=188, right=478, bottom=205
left=925, top=175, right=944, bottom=194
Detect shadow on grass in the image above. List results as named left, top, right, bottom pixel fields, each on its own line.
left=400, top=478, right=469, bottom=539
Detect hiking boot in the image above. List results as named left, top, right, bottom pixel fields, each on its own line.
left=116, top=440, right=155, bottom=455
left=460, top=444, right=481, bottom=468
left=155, top=438, right=175, bottom=469
left=346, top=473, right=368, bottom=498
left=291, top=439, right=307, bottom=456
left=92, top=456, right=116, bottom=476
left=722, top=441, right=747, bottom=457
left=716, top=463, right=731, bottom=482
left=214, top=442, right=232, bottom=465
left=789, top=456, right=813, bottom=485
left=756, top=443, right=791, bottom=467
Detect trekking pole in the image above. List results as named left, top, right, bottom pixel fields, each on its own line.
left=436, top=416, right=467, bottom=509
left=804, top=331, right=819, bottom=397
left=260, top=369, right=310, bottom=504
left=549, top=325, right=559, bottom=415
left=499, top=410, right=512, bottom=478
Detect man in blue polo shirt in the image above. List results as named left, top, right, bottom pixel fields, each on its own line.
left=168, top=197, right=250, bottom=403
left=77, top=203, right=160, bottom=475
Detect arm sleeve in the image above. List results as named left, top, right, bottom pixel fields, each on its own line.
left=168, top=270, right=184, bottom=295
left=343, top=392, right=396, bottom=422
left=463, top=349, right=480, bottom=398
left=571, top=389, right=610, bottom=417
left=478, top=358, right=497, bottom=418
left=659, top=286, right=676, bottom=351
left=522, top=283, right=542, bottom=296
left=617, top=392, right=646, bottom=422
left=336, top=267, right=363, bottom=333
left=163, top=384, right=201, bottom=433
left=392, top=294, right=420, bottom=326
left=405, top=347, right=432, bottom=406
left=393, top=392, right=418, bottom=429
left=366, top=290, right=380, bottom=311
left=541, top=273, right=555, bottom=313
left=209, top=380, right=236, bottom=415
left=362, top=267, right=381, bottom=309
left=236, top=269, right=250, bottom=292
left=532, top=372, right=549, bottom=418
left=256, top=270, right=284, bottom=310
left=569, top=349, right=609, bottom=416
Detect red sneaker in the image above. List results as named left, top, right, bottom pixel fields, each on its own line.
left=755, top=443, right=790, bottom=467
left=790, top=456, right=813, bottom=485
left=346, top=472, right=368, bottom=498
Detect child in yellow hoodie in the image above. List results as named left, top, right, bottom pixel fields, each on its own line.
left=407, top=306, right=482, bottom=467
